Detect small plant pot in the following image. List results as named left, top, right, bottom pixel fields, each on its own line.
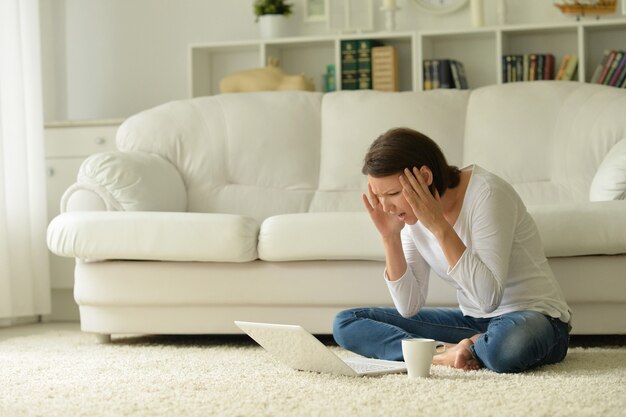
left=258, top=14, right=290, bottom=38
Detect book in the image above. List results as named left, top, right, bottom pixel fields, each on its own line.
left=452, top=60, right=468, bottom=89
left=372, top=46, right=399, bottom=92
left=503, top=55, right=512, bottom=83
left=590, top=49, right=611, bottom=83
left=450, top=60, right=461, bottom=89
left=543, top=54, right=555, bottom=80
left=423, top=60, right=432, bottom=90
left=357, top=39, right=383, bottom=90
left=619, top=70, right=626, bottom=88
left=609, top=52, right=626, bottom=86
left=537, top=54, right=545, bottom=80
left=603, top=51, right=624, bottom=85
left=561, top=55, right=578, bottom=81
left=516, top=55, right=524, bottom=82
left=555, top=54, right=571, bottom=80
left=431, top=60, right=440, bottom=89
left=529, top=54, right=538, bottom=80
left=340, top=40, right=358, bottom=90
left=523, top=54, right=530, bottom=81
left=597, top=50, right=618, bottom=84
left=438, top=59, right=453, bottom=89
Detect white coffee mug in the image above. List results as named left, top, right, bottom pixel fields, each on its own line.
left=401, top=338, right=446, bottom=378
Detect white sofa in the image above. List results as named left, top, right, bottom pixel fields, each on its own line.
left=47, top=81, right=626, bottom=340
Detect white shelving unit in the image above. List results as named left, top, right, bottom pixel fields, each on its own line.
left=189, top=32, right=416, bottom=96
left=189, top=18, right=626, bottom=96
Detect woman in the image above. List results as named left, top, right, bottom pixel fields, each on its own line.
left=333, top=127, right=571, bottom=373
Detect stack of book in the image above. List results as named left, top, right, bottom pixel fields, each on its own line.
left=341, top=40, right=399, bottom=91
left=422, top=59, right=468, bottom=90
left=501, top=54, right=562, bottom=82
left=590, top=49, right=626, bottom=87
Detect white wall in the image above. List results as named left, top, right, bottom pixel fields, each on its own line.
left=41, top=0, right=577, bottom=122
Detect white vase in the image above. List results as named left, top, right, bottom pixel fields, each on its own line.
left=258, top=14, right=290, bottom=39
left=470, top=0, right=484, bottom=28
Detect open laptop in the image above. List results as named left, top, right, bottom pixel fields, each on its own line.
left=234, top=320, right=407, bottom=377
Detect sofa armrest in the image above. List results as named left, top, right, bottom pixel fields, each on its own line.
left=61, top=151, right=187, bottom=212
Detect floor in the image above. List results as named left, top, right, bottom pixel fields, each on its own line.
left=1, top=322, right=625, bottom=347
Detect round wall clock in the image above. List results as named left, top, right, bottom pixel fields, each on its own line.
left=412, top=0, right=469, bottom=14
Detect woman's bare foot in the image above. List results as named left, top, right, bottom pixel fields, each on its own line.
left=432, top=338, right=481, bottom=371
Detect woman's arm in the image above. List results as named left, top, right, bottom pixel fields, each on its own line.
left=362, top=185, right=430, bottom=317
left=385, top=227, right=431, bottom=318
left=446, top=187, right=518, bottom=313
left=400, top=167, right=517, bottom=314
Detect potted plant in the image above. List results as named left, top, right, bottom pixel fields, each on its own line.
left=254, top=0, right=293, bottom=38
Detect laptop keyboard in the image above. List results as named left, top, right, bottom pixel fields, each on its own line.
left=345, top=359, right=398, bottom=373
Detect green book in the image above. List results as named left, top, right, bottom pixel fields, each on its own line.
left=341, top=40, right=358, bottom=90
left=357, top=39, right=383, bottom=90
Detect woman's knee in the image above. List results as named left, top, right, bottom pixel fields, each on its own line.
left=474, top=311, right=557, bottom=373
left=332, top=308, right=358, bottom=347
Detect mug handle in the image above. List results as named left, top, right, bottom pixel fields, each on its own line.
left=434, top=342, right=448, bottom=356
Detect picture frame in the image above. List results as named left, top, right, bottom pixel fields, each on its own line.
left=304, top=0, right=329, bottom=22
left=327, top=0, right=374, bottom=33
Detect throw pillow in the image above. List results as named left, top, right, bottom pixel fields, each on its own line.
left=590, top=138, right=626, bottom=201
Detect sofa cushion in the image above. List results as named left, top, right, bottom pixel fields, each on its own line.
left=310, top=90, right=470, bottom=212
left=589, top=138, right=626, bottom=201
left=528, top=201, right=626, bottom=257
left=464, top=82, right=626, bottom=206
left=47, top=211, right=259, bottom=262
left=116, top=92, right=323, bottom=221
left=258, top=212, right=384, bottom=261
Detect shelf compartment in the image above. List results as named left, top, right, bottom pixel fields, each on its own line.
left=583, top=21, right=626, bottom=83
left=264, top=40, right=335, bottom=92
left=190, top=44, right=261, bottom=97
left=501, top=26, right=579, bottom=81
left=420, top=31, right=497, bottom=90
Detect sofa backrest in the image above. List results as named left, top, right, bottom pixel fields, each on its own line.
left=116, top=82, right=625, bottom=219
left=464, top=81, right=626, bottom=205
left=116, top=89, right=470, bottom=219
left=116, top=92, right=323, bottom=220
left=310, top=90, right=470, bottom=212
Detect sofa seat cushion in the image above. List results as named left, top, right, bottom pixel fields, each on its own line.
left=47, top=211, right=259, bottom=262
left=258, top=212, right=383, bottom=261
left=528, top=201, right=626, bottom=257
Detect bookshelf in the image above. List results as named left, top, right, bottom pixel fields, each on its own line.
left=189, top=32, right=415, bottom=96
left=188, top=18, right=626, bottom=96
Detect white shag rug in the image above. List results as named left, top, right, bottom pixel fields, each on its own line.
left=1, top=329, right=625, bottom=417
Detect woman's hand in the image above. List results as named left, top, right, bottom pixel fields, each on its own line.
left=362, top=183, right=405, bottom=240
left=399, top=167, right=446, bottom=234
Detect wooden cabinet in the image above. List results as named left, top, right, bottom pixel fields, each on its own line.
left=189, top=18, right=626, bottom=94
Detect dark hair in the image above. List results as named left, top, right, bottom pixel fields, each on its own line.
left=362, top=127, right=461, bottom=196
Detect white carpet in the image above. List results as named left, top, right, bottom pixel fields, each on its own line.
left=1, top=329, right=625, bottom=417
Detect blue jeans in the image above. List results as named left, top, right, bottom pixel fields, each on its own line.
left=333, top=307, right=570, bottom=373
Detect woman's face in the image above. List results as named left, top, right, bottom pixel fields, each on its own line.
left=367, top=173, right=418, bottom=225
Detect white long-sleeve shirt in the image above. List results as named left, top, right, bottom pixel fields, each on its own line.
left=386, top=165, right=571, bottom=323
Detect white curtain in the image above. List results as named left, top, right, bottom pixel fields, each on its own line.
left=0, top=0, right=51, bottom=321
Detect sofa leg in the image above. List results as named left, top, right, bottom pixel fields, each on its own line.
left=95, top=333, right=112, bottom=344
